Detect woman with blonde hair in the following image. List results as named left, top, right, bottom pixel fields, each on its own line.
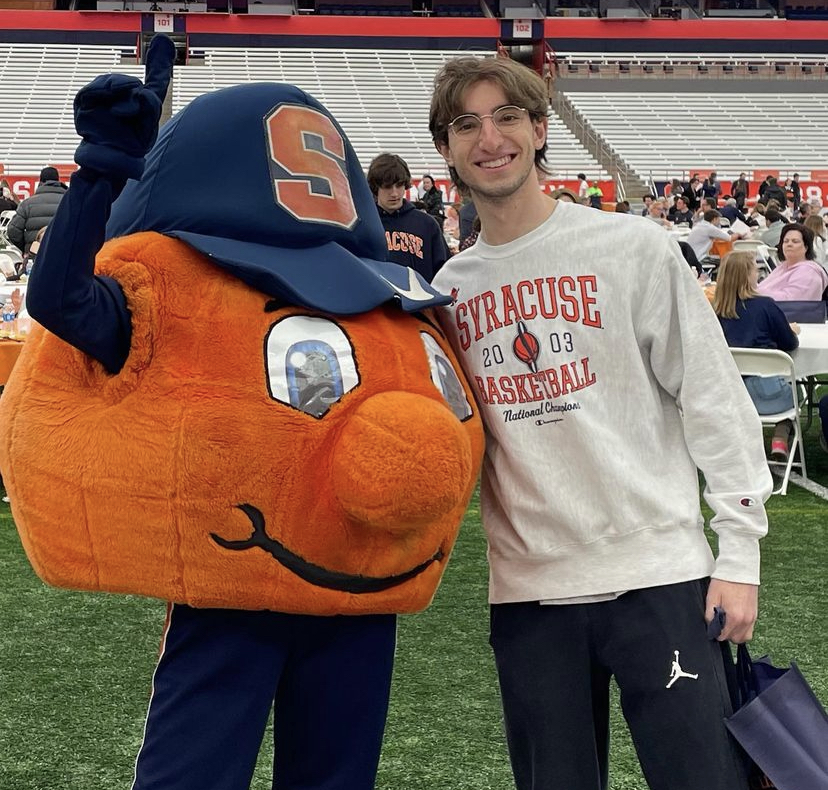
left=713, top=250, right=800, bottom=460
left=804, top=214, right=827, bottom=268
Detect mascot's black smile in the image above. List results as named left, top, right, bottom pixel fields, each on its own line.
left=211, top=504, right=443, bottom=594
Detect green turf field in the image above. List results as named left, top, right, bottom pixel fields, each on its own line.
left=1, top=431, right=826, bottom=790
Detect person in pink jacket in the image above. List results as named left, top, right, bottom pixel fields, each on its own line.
left=758, top=223, right=828, bottom=301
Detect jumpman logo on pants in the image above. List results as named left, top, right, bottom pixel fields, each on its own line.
left=666, top=650, right=699, bottom=688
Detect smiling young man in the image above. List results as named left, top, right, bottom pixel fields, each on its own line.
left=429, top=56, right=774, bottom=790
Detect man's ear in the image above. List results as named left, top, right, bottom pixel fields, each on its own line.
left=435, top=139, right=454, bottom=168
left=533, top=116, right=548, bottom=151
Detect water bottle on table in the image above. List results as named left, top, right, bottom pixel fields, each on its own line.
left=2, top=298, right=15, bottom=337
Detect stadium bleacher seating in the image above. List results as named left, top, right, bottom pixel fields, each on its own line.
left=6, top=40, right=827, bottom=196
left=0, top=43, right=606, bottom=180
left=783, top=0, right=828, bottom=18
left=431, top=0, right=486, bottom=15
left=0, top=44, right=141, bottom=173
left=0, top=43, right=607, bottom=180
left=562, top=89, right=828, bottom=181
left=316, top=0, right=412, bottom=15
left=183, top=48, right=605, bottom=178
left=556, top=51, right=828, bottom=79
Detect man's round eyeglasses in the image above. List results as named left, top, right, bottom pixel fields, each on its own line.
left=447, top=106, right=529, bottom=138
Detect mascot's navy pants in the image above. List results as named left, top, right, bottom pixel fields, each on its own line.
left=131, top=604, right=397, bottom=790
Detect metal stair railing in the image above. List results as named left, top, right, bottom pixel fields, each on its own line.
left=550, top=89, right=650, bottom=200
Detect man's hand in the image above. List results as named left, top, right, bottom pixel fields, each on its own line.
left=73, top=35, right=176, bottom=180
left=705, top=578, right=758, bottom=643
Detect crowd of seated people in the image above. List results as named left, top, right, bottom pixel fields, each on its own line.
left=643, top=174, right=828, bottom=460
left=1, top=158, right=827, bottom=461
left=647, top=172, right=828, bottom=255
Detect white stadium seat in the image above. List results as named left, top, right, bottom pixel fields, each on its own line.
left=0, top=44, right=607, bottom=182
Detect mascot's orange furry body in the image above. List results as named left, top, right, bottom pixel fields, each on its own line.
left=0, top=38, right=483, bottom=790
left=3, top=232, right=481, bottom=615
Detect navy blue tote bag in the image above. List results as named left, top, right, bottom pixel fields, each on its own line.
left=725, top=643, right=828, bottom=790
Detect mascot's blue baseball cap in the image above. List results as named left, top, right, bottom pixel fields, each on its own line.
left=107, top=82, right=449, bottom=314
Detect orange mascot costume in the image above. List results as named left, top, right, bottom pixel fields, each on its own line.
left=0, top=37, right=483, bottom=790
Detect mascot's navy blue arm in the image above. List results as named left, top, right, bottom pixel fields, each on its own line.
left=27, top=167, right=132, bottom=375
left=26, top=34, right=175, bottom=376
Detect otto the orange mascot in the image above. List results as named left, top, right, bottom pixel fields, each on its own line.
left=0, top=37, right=483, bottom=790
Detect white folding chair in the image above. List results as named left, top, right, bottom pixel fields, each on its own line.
left=730, top=348, right=806, bottom=496
left=731, top=239, right=764, bottom=256
left=0, top=210, right=15, bottom=247
left=754, top=244, right=774, bottom=278
left=730, top=239, right=773, bottom=278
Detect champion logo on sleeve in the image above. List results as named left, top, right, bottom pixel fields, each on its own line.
left=739, top=497, right=757, bottom=507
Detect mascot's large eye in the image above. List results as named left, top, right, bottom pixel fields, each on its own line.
left=266, top=316, right=359, bottom=418
left=420, top=332, right=473, bottom=421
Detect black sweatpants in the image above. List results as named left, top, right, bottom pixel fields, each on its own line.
left=489, top=579, right=748, bottom=790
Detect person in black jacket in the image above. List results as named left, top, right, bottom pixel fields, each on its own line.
left=458, top=199, right=478, bottom=244
left=7, top=166, right=67, bottom=254
left=701, top=171, right=721, bottom=201
left=682, top=177, right=703, bottom=211
left=789, top=173, right=801, bottom=211
left=418, top=174, right=445, bottom=230
left=758, top=176, right=787, bottom=208
left=677, top=240, right=702, bottom=276
left=367, top=154, right=448, bottom=283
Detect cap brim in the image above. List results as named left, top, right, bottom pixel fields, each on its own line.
left=169, top=231, right=451, bottom=315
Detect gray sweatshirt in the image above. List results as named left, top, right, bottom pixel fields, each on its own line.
left=432, top=201, right=772, bottom=604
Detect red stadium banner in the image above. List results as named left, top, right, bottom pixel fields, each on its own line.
left=2, top=12, right=827, bottom=47
left=541, top=18, right=828, bottom=44
left=753, top=169, right=779, bottom=182
left=801, top=182, right=828, bottom=206
left=743, top=178, right=828, bottom=206
left=4, top=165, right=76, bottom=201
left=14, top=173, right=826, bottom=211
left=55, top=163, right=78, bottom=181
left=5, top=174, right=617, bottom=206
left=6, top=177, right=42, bottom=201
